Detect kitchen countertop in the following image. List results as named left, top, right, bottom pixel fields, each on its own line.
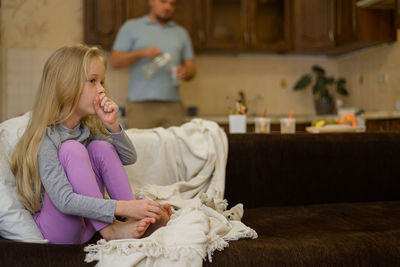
left=185, top=111, right=400, bottom=125
left=360, top=111, right=400, bottom=120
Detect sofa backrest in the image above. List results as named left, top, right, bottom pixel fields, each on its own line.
left=225, top=133, right=400, bottom=208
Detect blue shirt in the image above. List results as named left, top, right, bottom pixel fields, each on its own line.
left=112, top=16, right=195, bottom=102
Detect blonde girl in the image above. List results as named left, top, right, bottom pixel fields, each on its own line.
left=11, top=44, right=170, bottom=244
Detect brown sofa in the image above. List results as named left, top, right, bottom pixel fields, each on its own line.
left=1, top=133, right=400, bottom=266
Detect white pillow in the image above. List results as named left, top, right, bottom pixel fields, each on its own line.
left=0, top=113, right=47, bottom=243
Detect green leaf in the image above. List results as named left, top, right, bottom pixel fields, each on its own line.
left=336, top=78, right=346, bottom=85
left=325, top=77, right=335, bottom=84
left=293, top=74, right=312, bottom=90
left=336, top=85, right=349, bottom=96
left=336, top=78, right=348, bottom=96
left=312, top=65, right=325, bottom=76
left=313, top=76, right=325, bottom=95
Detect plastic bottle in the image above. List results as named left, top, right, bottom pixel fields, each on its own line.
left=142, top=53, right=172, bottom=79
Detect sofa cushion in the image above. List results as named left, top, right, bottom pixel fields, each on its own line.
left=205, top=201, right=400, bottom=266
left=0, top=113, right=46, bottom=243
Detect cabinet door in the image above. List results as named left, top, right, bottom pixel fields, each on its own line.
left=335, top=0, right=357, bottom=45
left=173, top=0, right=199, bottom=50
left=202, top=0, right=248, bottom=50
left=84, top=0, right=199, bottom=51
left=292, top=0, right=336, bottom=52
left=128, top=0, right=199, bottom=50
left=129, top=0, right=149, bottom=17
left=248, top=0, right=291, bottom=52
left=84, top=0, right=135, bottom=50
left=397, top=0, right=400, bottom=28
left=358, top=7, right=396, bottom=42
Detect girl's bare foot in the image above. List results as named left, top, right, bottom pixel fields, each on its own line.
left=100, top=217, right=155, bottom=240
left=142, top=205, right=171, bottom=237
left=163, top=203, right=173, bottom=216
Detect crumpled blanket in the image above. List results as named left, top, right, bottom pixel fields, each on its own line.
left=84, top=119, right=257, bottom=266
left=124, top=118, right=228, bottom=201
left=85, top=205, right=257, bottom=267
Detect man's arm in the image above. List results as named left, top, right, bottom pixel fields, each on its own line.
left=110, top=46, right=163, bottom=69
left=178, top=59, right=196, bottom=81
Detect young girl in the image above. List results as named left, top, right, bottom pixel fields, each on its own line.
left=11, top=44, right=171, bottom=244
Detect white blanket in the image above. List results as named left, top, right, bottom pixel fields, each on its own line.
left=84, top=119, right=257, bottom=266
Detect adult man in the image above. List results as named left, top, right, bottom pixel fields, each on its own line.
left=111, top=0, right=196, bottom=129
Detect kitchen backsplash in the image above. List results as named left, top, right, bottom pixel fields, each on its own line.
left=2, top=0, right=400, bottom=119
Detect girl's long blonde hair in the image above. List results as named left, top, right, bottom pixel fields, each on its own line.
left=11, top=44, right=108, bottom=214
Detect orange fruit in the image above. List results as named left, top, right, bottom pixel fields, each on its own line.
left=338, top=113, right=358, bottom=127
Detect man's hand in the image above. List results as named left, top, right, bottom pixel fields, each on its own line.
left=176, top=59, right=196, bottom=81
left=142, top=46, right=163, bottom=59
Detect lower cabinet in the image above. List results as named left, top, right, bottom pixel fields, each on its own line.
left=365, top=119, right=400, bottom=132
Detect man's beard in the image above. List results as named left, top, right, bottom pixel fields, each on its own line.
left=155, top=14, right=172, bottom=24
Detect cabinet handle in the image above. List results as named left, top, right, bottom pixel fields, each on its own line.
left=352, top=6, right=357, bottom=34
left=199, top=31, right=204, bottom=43
left=244, top=32, right=250, bottom=44
left=337, top=1, right=342, bottom=35
left=329, top=30, right=334, bottom=42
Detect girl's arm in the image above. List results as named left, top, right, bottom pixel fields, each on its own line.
left=93, top=92, right=137, bottom=165
left=93, top=128, right=137, bottom=165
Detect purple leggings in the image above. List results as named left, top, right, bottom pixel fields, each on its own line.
left=33, top=140, right=134, bottom=244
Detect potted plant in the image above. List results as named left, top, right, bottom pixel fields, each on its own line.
left=293, top=65, right=348, bottom=115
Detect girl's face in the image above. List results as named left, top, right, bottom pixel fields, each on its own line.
left=75, top=57, right=106, bottom=118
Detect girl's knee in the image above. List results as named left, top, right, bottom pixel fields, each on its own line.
left=58, top=140, right=88, bottom=162
left=87, top=140, right=115, bottom=154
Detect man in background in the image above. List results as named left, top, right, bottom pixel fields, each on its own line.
left=111, top=0, right=196, bottom=129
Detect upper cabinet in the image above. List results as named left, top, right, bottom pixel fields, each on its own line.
left=84, top=0, right=135, bottom=50
left=84, top=0, right=397, bottom=55
left=200, top=0, right=247, bottom=50
left=397, top=0, right=400, bottom=27
left=292, top=0, right=396, bottom=55
left=198, top=0, right=291, bottom=52
left=292, top=0, right=337, bottom=52
left=84, top=0, right=199, bottom=50
left=292, top=0, right=359, bottom=50
left=335, top=0, right=358, bottom=45
left=249, top=0, right=291, bottom=51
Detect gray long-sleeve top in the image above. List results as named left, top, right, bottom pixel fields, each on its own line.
left=37, top=123, right=136, bottom=223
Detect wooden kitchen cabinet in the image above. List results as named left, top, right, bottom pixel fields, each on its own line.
left=335, top=0, right=358, bottom=45
left=366, top=119, right=400, bottom=132
left=397, top=0, right=400, bottom=28
left=84, top=0, right=396, bottom=54
left=249, top=0, right=291, bottom=51
left=292, top=0, right=395, bottom=54
left=292, top=0, right=363, bottom=52
left=84, top=0, right=135, bottom=50
left=200, top=0, right=247, bottom=50
left=84, top=0, right=199, bottom=50
left=292, top=0, right=336, bottom=52
left=357, top=8, right=396, bottom=43
left=198, top=0, right=291, bottom=52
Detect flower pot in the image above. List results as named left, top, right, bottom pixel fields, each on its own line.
left=229, top=115, right=247, bottom=133
left=314, top=96, right=335, bottom=115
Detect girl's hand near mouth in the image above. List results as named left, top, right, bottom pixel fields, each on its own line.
left=94, top=92, right=120, bottom=133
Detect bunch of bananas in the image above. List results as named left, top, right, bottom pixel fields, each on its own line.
left=311, top=119, right=337, bottom=127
